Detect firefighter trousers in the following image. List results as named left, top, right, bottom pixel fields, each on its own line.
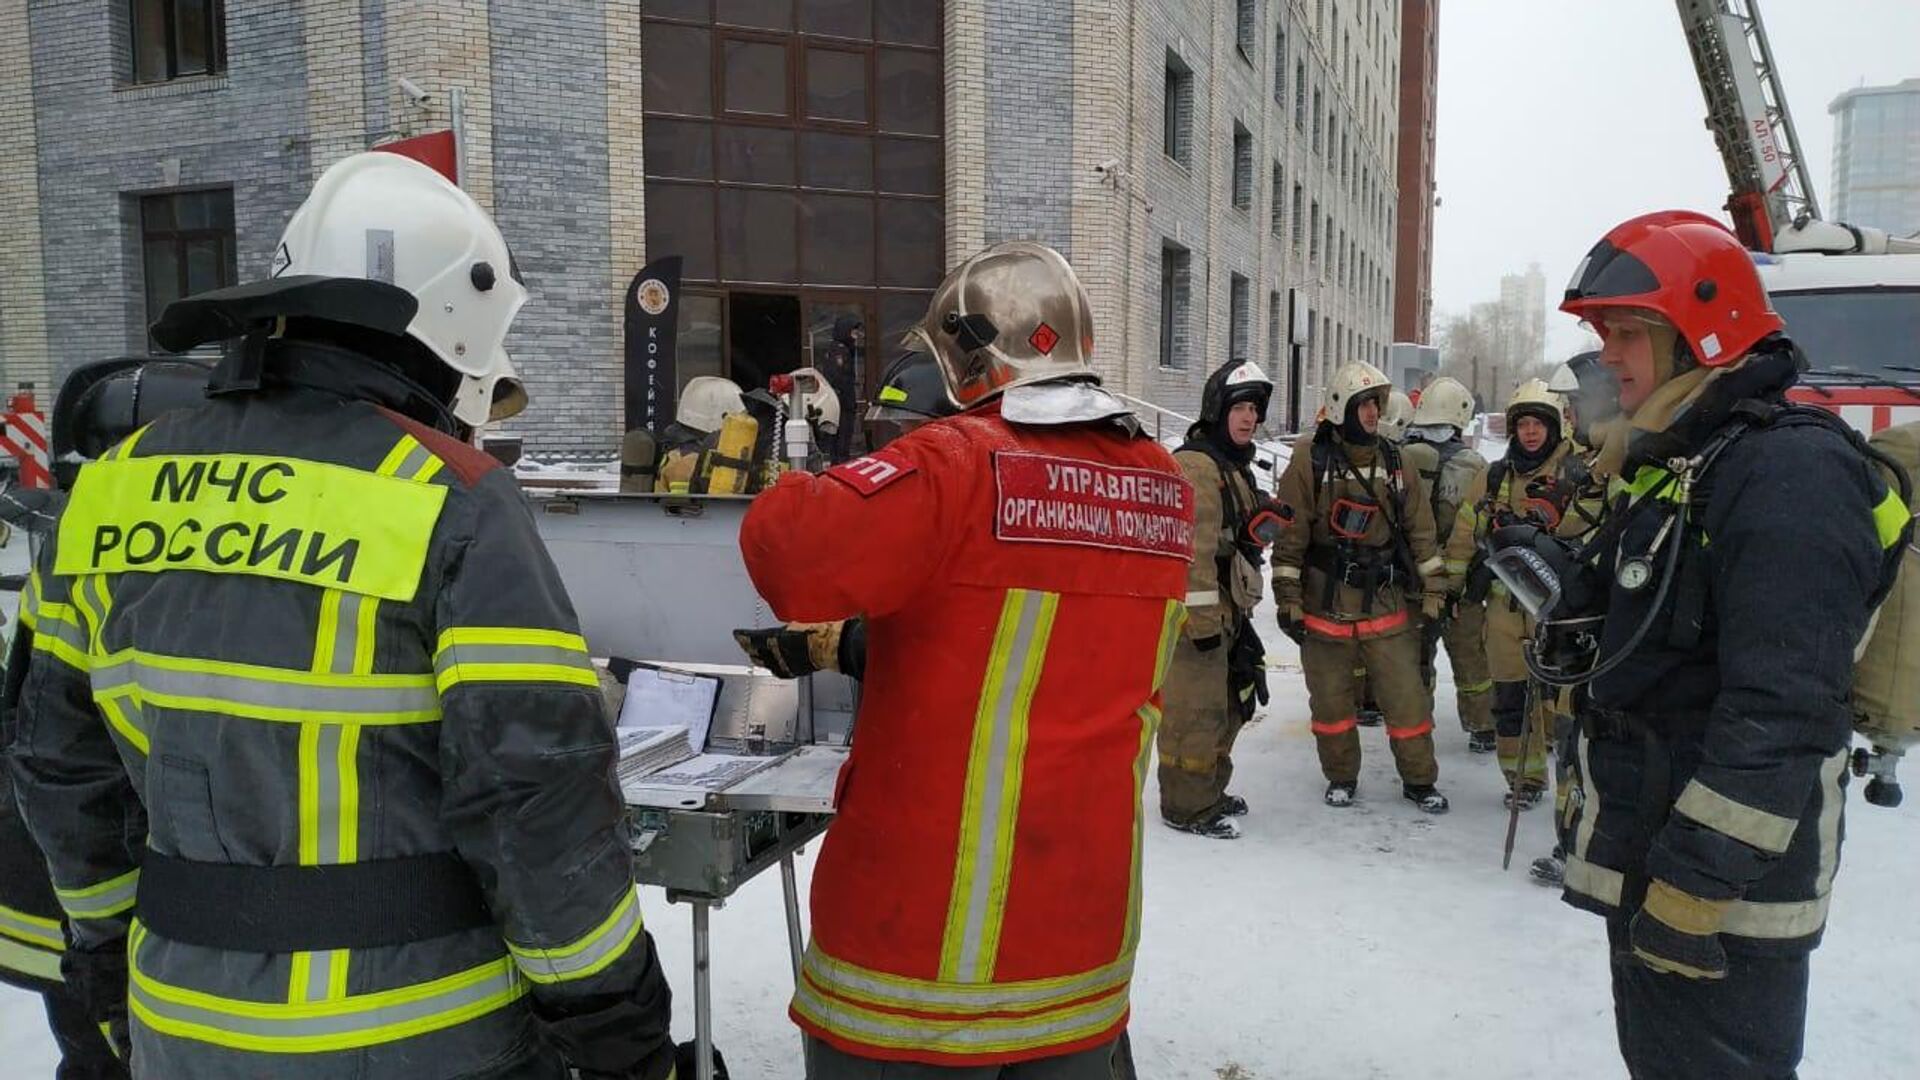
left=1493, top=681, right=1550, bottom=790
left=807, top=1035, right=1133, bottom=1078
left=1423, top=602, right=1492, bottom=734
left=1605, top=920, right=1807, bottom=1079
left=1157, top=638, right=1244, bottom=825
left=1302, top=628, right=1437, bottom=786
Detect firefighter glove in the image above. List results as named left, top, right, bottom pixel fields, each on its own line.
left=1278, top=604, right=1306, bottom=645
left=1629, top=880, right=1730, bottom=981
left=1420, top=593, right=1446, bottom=622
left=732, top=626, right=820, bottom=679
left=672, top=1041, right=732, bottom=1080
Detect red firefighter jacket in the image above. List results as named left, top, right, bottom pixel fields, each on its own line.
left=740, top=402, right=1192, bottom=1066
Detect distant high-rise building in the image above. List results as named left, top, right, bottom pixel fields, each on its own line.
left=1830, top=78, right=1920, bottom=238
left=1393, top=0, right=1438, bottom=345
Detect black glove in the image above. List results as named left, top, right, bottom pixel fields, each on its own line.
left=63, top=942, right=131, bottom=1061
left=732, top=627, right=817, bottom=679
left=1277, top=605, right=1305, bottom=645
left=1627, top=882, right=1730, bottom=981
left=1190, top=633, right=1222, bottom=653
left=673, top=1041, right=732, bottom=1080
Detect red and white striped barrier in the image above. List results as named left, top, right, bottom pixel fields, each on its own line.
left=0, top=408, right=52, bottom=488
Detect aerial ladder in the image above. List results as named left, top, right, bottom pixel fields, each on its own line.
left=1675, top=0, right=1920, bottom=256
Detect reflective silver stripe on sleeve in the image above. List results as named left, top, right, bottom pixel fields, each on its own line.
left=1673, top=780, right=1800, bottom=854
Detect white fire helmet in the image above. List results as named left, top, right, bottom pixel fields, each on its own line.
left=1320, top=360, right=1391, bottom=421
left=789, top=367, right=842, bottom=435
left=1410, top=376, right=1475, bottom=431
left=1379, top=390, right=1414, bottom=443
left=271, top=152, right=529, bottom=428
left=675, top=376, right=747, bottom=435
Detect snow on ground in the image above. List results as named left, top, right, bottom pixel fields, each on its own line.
left=3, top=549, right=1917, bottom=1078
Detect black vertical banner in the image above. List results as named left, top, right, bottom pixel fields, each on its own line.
left=624, top=256, right=683, bottom=434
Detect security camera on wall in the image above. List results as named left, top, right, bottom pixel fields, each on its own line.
left=397, top=77, right=433, bottom=107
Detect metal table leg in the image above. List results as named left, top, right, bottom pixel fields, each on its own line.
left=779, top=853, right=805, bottom=982
left=780, top=852, right=811, bottom=1079
left=693, top=901, right=713, bottom=1080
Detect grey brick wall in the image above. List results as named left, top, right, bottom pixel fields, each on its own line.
left=982, top=0, right=1072, bottom=250
left=31, top=0, right=310, bottom=381
left=487, top=0, right=617, bottom=455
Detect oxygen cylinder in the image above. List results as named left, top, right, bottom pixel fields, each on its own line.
left=700, top=411, right=760, bottom=495
left=1852, top=421, right=1920, bottom=806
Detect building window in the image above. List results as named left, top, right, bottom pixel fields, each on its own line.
left=1274, top=25, right=1287, bottom=105
left=1229, top=273, right=1251, bottom=364
left=1231, top=122, right=1253, bottom=211
left=141, top=188, right=236, bottom=333
left=1271, top=162, right=1285, bottom=238
left=1309, top=200, right=1321, bottom=266
left=1164, top=51, right=1194, bottom=167
left=1235, top=0, right=1257, bottom=62
left=1294, top=62, right=1308, bottom=131
left=1312, top=87, right=1324, bottom=154
left=1159, top=242, right=1192, bottom=370
left=1292, top=182, right=1306, bottom=251
left=130, top=0, right=227, bottom=84
left=1269, top=290, right=1284, bottom=380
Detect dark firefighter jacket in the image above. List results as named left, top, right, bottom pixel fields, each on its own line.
left=1562, top=351, right=1908, bottom=956
left=5, top=344, right=674, bottom=1078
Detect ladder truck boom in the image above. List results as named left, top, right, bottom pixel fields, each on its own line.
left=1674, top=0, right=1821, bottom=253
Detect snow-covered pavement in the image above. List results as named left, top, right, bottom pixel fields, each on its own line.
left=3, top=573, right=1916, bottom=1078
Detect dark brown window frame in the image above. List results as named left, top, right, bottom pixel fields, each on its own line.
left=129, top=0, right=228, bottom=85
left=139, top=187, right=237, bottom=341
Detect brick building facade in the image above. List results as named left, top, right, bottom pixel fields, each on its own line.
left=0, top=0, right=1398, bottom=452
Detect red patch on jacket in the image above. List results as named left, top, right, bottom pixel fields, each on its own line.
left=374, top=407, right=500, bottom=487
left=992, top=451, right=1195, bottom=559
left=825, top=450, right=918, bottom=497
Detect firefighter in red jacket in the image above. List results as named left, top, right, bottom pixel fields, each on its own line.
left=740, top=242, right=1192, bottom=1078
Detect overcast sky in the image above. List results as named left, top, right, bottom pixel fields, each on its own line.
left=1430, top=0, right=1920, bottom=360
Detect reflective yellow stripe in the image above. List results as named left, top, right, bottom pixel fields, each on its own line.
left=939, top=589, right=1057, bottom=984
left=1674, top=780, right=1799, bottom=855
left=1123, top=703, right=1159, bottom=959
left=801, top=944, right=1133, bottom=1017
left=97, top=693, right=150, bottom=755
left=0, top=904, right=65, bottom=951
left=82, top=575, right=113, bottom=655
left=507, top=887, right=644, bottom=985
left=1872, top=487, right=1908, bottom=549
left=794, top=963, right=1127, bottom=1056
left=55, top=869, right=139, bottom=921
left=30, top=604, right=90, bottom=672
left=19, top=569, right=40, bottom=630
left=353, top=597, right=381, bottom=675
left=311, top=590, right=344, bottom=674
left=88, top=650, right=439, bottom=725
left=1152, top=598, right=1183, bottom=692
left=57, top=454, right=447, bottom=602
left=0, top=935, right=64, bottom=982
left=1561, top=854, right=1832, bottom=939
left=433, top=628, right=598, bottom=693
left=129, top=922, right=527, bottom=1054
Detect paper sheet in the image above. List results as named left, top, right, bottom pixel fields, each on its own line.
left=618, top=665, right=720, bottom=752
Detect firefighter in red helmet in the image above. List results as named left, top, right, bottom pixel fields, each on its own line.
left=1503, top=210, right=1910, bottom=1078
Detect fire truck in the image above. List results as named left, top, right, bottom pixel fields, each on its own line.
left=1676, top=0, right=1920, bottom=432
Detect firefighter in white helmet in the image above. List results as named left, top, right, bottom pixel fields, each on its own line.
left=1273, top=359, right=1450, bottom=812
left=1445, top=378, right=1577, bottom=812
left=7, top=152, right=685, bottom=1079
left=1378, top=389, right=1414, bottom=444
left=1401, top=376, right=1496, bottom=753
left=655, top=375, right=748, bottom=492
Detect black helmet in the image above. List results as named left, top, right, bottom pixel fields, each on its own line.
left=866, top=351, right=958, bottom=423
left=51, top=357, right=213, bottom=490
left=1547, top=350, right=1620, bottom=445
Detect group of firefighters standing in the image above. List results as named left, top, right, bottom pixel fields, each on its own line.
left=0, top=147, right=1903, bottom=1080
